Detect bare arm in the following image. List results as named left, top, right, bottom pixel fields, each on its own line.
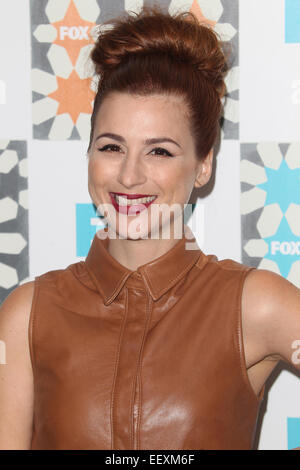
left=0, top=282, right=35, bottom=449
left=242, top=269, right=300, bottom=370
left=242, top=269, right=300, bottom=450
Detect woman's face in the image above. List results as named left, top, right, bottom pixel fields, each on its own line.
left=88, top=91, right=213, bottom=240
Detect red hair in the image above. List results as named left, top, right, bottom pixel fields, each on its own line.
left=88, top=5, right=229, bottom=160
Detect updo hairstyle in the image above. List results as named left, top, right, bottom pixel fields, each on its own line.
left=87, top=5, right=229, bottom=160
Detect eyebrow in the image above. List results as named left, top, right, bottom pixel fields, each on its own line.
left=95, top=132, right=182, bottom=149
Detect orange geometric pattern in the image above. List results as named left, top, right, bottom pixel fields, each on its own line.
left=46, top=0, right=96, bottom=124
left=190, top=0, right=217, bottom=27
left=52, top=1, right=95, bottom=65
left=48, top=70, right=95, bottom=124
left=31, top=0, right=239, bottom=140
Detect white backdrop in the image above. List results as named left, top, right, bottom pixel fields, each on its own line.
left=0, top=0, right=300, bottom=450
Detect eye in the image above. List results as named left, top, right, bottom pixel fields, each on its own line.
left=149, top=147, right=174, bottom=157
left=97, top=144, right=174, bottom=158
left=97, top=144, right=122, bottom=153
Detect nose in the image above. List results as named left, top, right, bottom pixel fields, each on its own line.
left=117, top=151, right=147, bottom=189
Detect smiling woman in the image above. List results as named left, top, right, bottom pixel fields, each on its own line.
left=1, top=3, right=300, bottom=452
left=87, top=91, right=212, bottom=242
left=86, top=4, right=227, bottom=244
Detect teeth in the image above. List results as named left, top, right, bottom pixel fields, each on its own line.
left=114, top=194, right=156, bottom=206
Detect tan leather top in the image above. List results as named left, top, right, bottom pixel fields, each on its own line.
left=29, top=228, right=265, bottom=450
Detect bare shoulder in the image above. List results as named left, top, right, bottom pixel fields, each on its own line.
left=0, top=280, right=35, bottom=347
left=0, top=281, right=35, bottom=449
left=241, top=268, right=300, bottom=365
left=0, top=281, right=35, bottom=354
left=1, top=280, right=35, bottom=308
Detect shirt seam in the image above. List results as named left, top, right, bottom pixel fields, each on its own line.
left=29, top=277, right=39, bottom=380
left=110, top=287, right=128, bottom=450
left=144, top=256, right=200, bottom=298
left=197, top=257, right=253, bottom=272
left=28, top=276, right=40, bottom=449
left=135, top=292, right=153, bottom=450
left=235, top=266, right=264, bottom=406
left=128, top=289, right=151, bottom=449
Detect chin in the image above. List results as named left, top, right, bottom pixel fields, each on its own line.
left=108, top=218, right=161, bottom=241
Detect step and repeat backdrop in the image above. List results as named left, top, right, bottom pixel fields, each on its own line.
left=0, top=0, right=300, bottom=450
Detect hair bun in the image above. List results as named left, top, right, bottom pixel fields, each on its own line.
left=90, top=6, right=228, bottom=99
left=87, top=5, right=230, bottom=159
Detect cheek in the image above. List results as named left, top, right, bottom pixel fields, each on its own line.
left=88, top=157, right=113, bottom=184
left=164, top=164, right=194, bottom=193
left=159, top=163, right=182, bottom=183
left=88, top=157, right=97, bottom=177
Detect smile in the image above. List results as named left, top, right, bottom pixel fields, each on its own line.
left=109, top=192, right=158, bottom=215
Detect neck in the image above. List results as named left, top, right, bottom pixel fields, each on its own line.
left=107, top=224, right=187, bottom=272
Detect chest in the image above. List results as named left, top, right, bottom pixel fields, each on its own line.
left=31, top=286, right=261, bottom=449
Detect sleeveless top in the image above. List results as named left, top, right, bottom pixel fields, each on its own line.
left=29, top=228, right=265, bottom=450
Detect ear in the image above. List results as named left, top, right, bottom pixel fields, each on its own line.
left=194, top=148, right=214, bottom=188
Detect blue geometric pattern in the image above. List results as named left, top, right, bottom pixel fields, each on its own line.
left=76, top=203, right=106, bottom=257
left=257, top=159, right=300, bottom=213
left=263, top=217, right=300, bottom=278
left=241, top=143, right=300, bottom=282
left=285, top=0, right=300, bottom=43
left=256, top=158, right=300, bottom=277
left=287, top=417, right=300, bottom=449
left=241, top=142, right=300, bottom=449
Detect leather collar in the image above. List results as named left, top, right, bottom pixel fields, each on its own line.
left=84, top=227, right=203, bottom=305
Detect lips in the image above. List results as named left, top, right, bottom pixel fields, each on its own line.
left=109, top=192, right=157, bottom=215
left=111, top=192, right=156, bottom=199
